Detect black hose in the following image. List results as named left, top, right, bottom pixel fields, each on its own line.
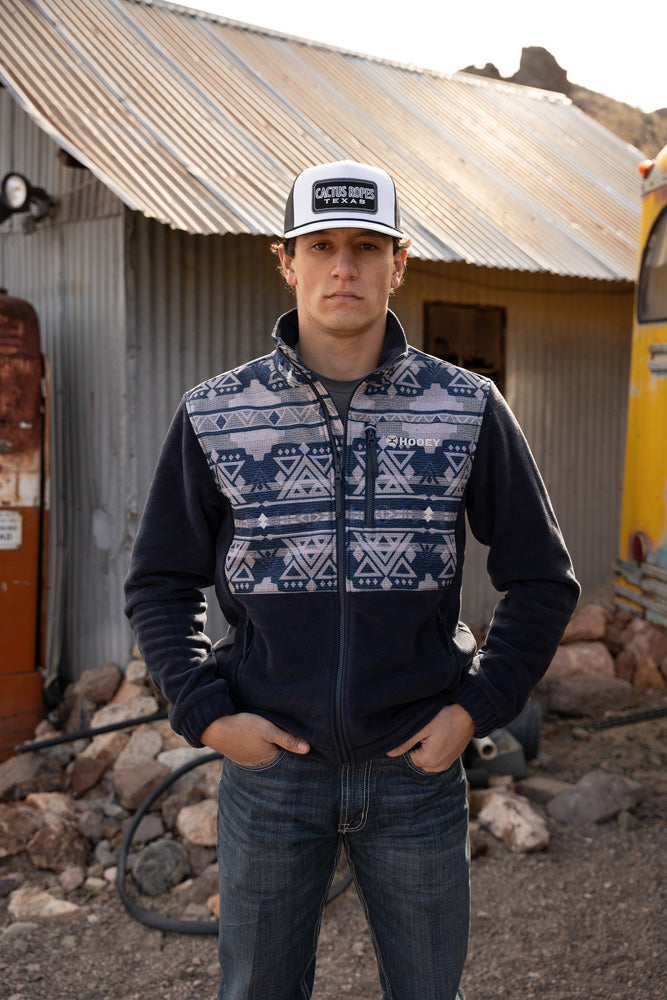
left=116, top=751, right=353, bottom=934
left=116, top=750, right=223, bottom=934
left=14, top=711, right=170, bottom=754
left=581, top=706, right=667, bottom=731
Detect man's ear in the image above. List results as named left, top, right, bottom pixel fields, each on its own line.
left=278, top=245, right=298, bottom=288
left=390, top=248, right=407, bottom=290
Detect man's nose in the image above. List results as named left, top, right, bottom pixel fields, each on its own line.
left=331, top=248, right=358, bottom=279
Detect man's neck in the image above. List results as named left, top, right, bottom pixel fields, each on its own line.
left=296, top=320, right=386, bottom=380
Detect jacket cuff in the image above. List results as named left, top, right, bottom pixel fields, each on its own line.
left=450, top=673, right=502, bottom=738
left=172, top=689, right=239, bottom=748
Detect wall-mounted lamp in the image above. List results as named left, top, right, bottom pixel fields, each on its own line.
left=1, top=172, right=53, bottom=223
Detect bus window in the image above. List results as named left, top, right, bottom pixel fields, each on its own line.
left=638, top=207, right=667, bottom=321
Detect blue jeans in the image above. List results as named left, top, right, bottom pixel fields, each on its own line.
left=215, top=751, right=469, bottom=1000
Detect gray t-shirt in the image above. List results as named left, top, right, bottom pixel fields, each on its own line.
left=317, top=374, right=362, bottom=424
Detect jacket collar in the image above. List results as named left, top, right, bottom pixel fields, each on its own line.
left=272, top=307, right=409, bottom=381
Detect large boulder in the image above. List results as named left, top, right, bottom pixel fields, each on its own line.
left=560, top=604, right=609, bottom=644
left=547, top=769, right=645, bottom=824
left=26, top=817, right=91, bottom=873
left=477, top=789, right=550, bottom=852
left=0, top=803, right=44, bottom=856
left=547, top=674, right=635, bottom=717
left=543, top=641, right=615, bottom=683
left=0, top=753, right=64, bottom=802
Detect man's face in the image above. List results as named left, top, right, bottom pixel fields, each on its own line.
left=279, top=228, right=406, bottom=342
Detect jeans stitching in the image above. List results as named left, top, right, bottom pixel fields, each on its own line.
left=402, top=751, right=460, bottom=779
left=344, top=845, right=395, bottom=1000
left=298, top=839, right=344, bottom=1000
left=339, top=761, right=373, bottom=833
left=339, top=764, right=350, bottom=832
left=356, top=759, right=372, bottom=831
left=228, top=748, right=287, bottom=773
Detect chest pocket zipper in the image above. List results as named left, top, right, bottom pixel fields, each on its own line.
left=234, top=617, right=254, bottom=704
left=364, top=426, right=378, bottom=528
left=436, top=609, right=455, bottom=655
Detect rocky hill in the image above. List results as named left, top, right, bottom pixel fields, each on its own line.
left=461, top=47, right=667, bottom=157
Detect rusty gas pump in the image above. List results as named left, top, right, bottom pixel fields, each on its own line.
left=0, top=289, right=49, bottom=759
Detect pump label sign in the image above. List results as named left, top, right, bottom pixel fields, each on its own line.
left=0, top=510, right=23, bottom=549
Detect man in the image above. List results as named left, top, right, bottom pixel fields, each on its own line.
left=125, top=159, right=580, bottom=1000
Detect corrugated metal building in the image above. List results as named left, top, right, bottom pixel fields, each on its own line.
left=0, top=0, right=642, bottom=685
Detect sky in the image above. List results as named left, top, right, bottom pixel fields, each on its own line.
left=166, top=0, right=664, bottom=114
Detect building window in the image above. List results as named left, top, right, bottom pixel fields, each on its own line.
left=424, top=302, right=506, bottom=390
left=638, top=207, right=667, bottom=322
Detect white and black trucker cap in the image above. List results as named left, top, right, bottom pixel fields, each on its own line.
left=283, top=159, right=404, bottom=239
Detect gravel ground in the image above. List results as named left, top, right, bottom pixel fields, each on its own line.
left=1, top=696, right=666, bottom=1000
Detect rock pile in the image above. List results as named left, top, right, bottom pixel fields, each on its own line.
left=0, top=604, right=665, bottom=924
left=470, top=603, right=665, bottom=850
left=537, top=602, right=667, bottom=713
left=0, top=650, right=222, bottom=926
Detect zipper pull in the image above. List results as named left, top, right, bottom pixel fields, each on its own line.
left=365, top=426, right=378, bottom=528
left=335, top=468, right=345, bottom=518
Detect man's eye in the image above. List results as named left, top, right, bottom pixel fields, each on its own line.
left=360, top=242, right=379, bottom=251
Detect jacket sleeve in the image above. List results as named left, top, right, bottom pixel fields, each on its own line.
left=451, top=383, right=580, bottom=736
left=124, top=398, right=239, bottom=746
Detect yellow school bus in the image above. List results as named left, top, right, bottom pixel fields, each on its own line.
left=614, top=144, right=667, bottom=626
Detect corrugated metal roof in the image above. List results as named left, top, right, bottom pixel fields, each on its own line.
left=0, top=0, right=642, bottom=278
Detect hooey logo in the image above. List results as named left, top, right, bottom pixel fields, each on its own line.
left=386, top=434, right=442, bottom=448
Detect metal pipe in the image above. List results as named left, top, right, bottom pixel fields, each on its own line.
left=472, top=735, right=498, bottom=759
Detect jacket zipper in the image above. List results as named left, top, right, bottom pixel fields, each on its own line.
left=308, top=381, right=350, bottom=759
left=364, top=426, right=378, bottom=528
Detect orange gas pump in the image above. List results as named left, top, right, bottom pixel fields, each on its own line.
left=0, top=289, right=49, bottom=759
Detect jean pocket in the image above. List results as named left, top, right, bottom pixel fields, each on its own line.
left=401, top=752, right=461, bottom=780
left=228, top=749, right=288, bottom=773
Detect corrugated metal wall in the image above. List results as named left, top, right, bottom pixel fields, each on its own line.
left=396, top=260, right=634, bottom=624
left=125, top=217, right=293, bottom=459
left=124, top=215, right=295, bottom=647
left=0, top=88, right=127, bottom=682
left=0, top=212, right=128, bottom=682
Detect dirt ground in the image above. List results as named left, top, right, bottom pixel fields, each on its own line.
left=1, top=696, right=666, bottom=1000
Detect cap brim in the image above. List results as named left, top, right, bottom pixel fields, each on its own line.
left=283, top=218, right=404, bottom=240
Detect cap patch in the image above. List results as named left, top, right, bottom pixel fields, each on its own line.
left=312, top=178, right=378, bottom=216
